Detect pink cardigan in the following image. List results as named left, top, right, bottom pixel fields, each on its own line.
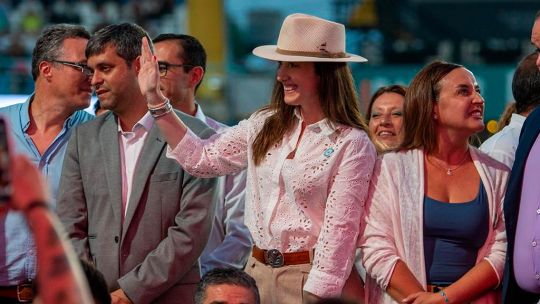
left=359, top=147, right=509, bottom=304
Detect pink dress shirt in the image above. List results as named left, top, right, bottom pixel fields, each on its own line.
left=167, top=109, right=376, bottom=297
left=118, top=113, right=153, bottom=218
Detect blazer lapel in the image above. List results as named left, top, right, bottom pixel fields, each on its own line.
left=100, top=114, right=124, bottom=229
left=122, top=124, right=166, bottom=236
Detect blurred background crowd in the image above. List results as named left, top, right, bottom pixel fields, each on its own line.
left=0, top=0, right=538, bottom=138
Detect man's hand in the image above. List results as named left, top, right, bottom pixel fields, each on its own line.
left=138, top=37, right=166, bottom=106
left=111, top=289, right=133, bottom=304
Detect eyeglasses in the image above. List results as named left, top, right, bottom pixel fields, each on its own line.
left=50, top=60, right=93, bottom=77
left=158, top=62, right=194, bottom=77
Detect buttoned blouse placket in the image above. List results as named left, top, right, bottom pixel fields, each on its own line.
left=263, top=119, right=303, bottom=244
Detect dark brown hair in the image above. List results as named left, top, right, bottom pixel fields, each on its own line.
left=512, top=52, right=540, bottom=114
left=152, top=33, right=207, bottom=92
left=252, top=62, right=367, bottom=165
left=400, top=61, right=462, bottom=153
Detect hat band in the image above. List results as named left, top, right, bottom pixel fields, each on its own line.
left=276, top=47, right=347, bottom=59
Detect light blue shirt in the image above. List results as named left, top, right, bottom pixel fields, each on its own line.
left=0, top=95, right=93, bottom=285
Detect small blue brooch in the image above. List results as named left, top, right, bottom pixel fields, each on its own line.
left=323, top=147, right=334, bottom=157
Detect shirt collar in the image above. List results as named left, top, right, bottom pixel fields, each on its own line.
left=193, top=102, right=207, bottom=122
left=117, top=112, right=154, bottom=133
left=20, top=95, right=33, bottom=131
left=21, top=94, right=76, bottom=132
left=293, top=107, right=338, bottom=137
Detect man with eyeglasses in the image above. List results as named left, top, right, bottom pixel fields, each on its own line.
left=153, top=33, right=252, bottom=276
left=0, top=24, right=94, bottom=303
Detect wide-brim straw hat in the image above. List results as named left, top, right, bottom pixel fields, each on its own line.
left=253, top=13, right=367, bottom=63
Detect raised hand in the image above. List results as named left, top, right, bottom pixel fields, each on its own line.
left=138, top=36, right=166, bottom=106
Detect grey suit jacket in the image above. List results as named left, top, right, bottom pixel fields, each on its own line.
left=57, top=110, right=218, bottom=304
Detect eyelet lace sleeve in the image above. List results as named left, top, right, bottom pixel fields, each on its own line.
left=303, top=134, right=377, bottom=297
left=166, top=112, right=268, bottom=177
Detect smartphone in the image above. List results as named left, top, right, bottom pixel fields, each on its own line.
left=0, top=117, right=11, bottom=205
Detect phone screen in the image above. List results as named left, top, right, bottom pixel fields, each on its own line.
left=0, top=117, right=11, bottom=204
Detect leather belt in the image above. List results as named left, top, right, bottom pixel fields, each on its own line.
left=0, top=280, right=35, bottom=303
left=426, top=284, right=449, bottom=293
left=252, top=245, right=312, bottom=268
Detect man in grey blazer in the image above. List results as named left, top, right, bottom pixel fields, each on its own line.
left=57, top=23, right=218, bottom=304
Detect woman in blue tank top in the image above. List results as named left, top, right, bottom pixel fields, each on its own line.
left=359, top=61, right=510, bottom=304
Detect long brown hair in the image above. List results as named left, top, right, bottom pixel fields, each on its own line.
left=252, top=62, right=367, bottom=165
left=400, top=61, right=462, bottom=153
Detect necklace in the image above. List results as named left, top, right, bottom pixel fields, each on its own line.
left=425, top=149, right=470, bottom=176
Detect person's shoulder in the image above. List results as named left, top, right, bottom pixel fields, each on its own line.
left=0, top=101, right=25, bottom=118
left=0, top=102, right=24, bottom=112
left=342, top=125, right=371, bottom=140
left=481, top=124, right=519, bottom=148
left=248, top=108, right=273, bottom=122
left=471, top=146, right=510, bottom=173
left=73, top=111, right=110, bottom=132
left=204, top=115, right=229, bottom=132
left=380, top=148, right=419, bottom=165
left=175, top=110, right=216, bottom=137
left=479, top=132, right=499, bottom=152
left=338, top=126, right=376, bottom=155
left=70, top=109, right=95, bottom=125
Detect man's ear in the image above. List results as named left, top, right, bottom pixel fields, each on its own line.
left=39, top=61, right=53, bottom=80
left=189, top=66, right=204, bottom=89
left=134, top=56, right=142, bottom=73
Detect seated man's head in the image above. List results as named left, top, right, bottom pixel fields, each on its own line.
left=194, top=268, right=260, bottom=304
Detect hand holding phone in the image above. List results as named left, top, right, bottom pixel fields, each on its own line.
left=0, top=117, right=11, bottom=212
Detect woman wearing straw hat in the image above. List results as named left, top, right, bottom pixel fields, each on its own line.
left=138, top=13, right=376, bottom=303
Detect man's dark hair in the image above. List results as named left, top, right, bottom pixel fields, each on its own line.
left=512, top=52, right=540, bottom=114
left=86, top=23, right=152, bottom=66
left=31, top=24, right=90, bottom=81
left=194, top=268, right=260, bottom=304
left=79, top=259, right=111, bottom=304
left=314, top=298, right=358, bottom=304
left=153, top=33, right=207, bottom=91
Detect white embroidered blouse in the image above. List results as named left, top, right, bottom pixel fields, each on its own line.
left=167, top=109, right=377, bottom=297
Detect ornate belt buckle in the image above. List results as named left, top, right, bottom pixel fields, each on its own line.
left=265, top=249, right=284, bottom=268
left=17, top=281, right=34, bottom=303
